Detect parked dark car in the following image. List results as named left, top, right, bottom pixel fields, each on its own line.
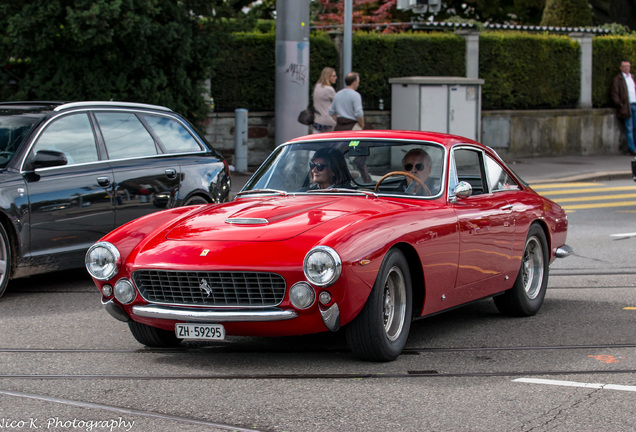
left=0, top=101, right=231, bottom=297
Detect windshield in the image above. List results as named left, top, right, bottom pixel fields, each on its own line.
left=0, top=108, right=49, bottom=168
left=243, top=139, right=446, bottom=198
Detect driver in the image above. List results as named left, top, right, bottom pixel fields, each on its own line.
left=398, top=148, right=432, bottom=195
left=308, top=147, right=353, bottom=190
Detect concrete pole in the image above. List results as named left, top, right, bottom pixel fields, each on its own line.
left=570, top=32, right=593, bottom=109
left=275, top=0, right=311, bottom=145
left=456, top=30, right=480, bottom=79
left=343, top=0, right=353, bottom=78
left=234, top=109, right=248, bottom=172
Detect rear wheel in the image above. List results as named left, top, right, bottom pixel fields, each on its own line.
left=0, top=224, right=12, bottom=299
left=128, top=321, right=182, bottom=347
left=346, top=249, right=412, bottom=362
left=494, top=224, right=548, bottom=316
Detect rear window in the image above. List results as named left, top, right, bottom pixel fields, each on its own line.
left=142, top=114, right=202, bottom=153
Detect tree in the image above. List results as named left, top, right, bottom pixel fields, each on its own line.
left=0, top=0, right=238, bottom=123
left=540, top=0, right=594, bottom=27
left=313, top=0, right=400, bottom=29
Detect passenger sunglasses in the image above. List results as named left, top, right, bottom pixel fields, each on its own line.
left=404, top=163, right=425, bottom=171
left=309, top=162, right=327, bottom=172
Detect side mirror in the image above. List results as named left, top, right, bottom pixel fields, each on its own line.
left=31, top=150, right=68, bottom=170
left=453, top=181, right=473, bottom=199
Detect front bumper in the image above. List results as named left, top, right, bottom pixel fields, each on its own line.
left=132, top=305, right=298, bottom=322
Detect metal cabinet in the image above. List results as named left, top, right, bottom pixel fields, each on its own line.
left=390, top=76, right=484, bottom=141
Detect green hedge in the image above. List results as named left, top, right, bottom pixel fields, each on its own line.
left=592, top=36, right=636, bottom=108
left=480, top=32, right=580, bottom=109
left=212, top=30, right=594, bottom=112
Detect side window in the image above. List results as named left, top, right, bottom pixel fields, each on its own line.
left=31, top=113, right=98, bottom=165
left=142, top=114, right=202, bottom=153
left=95, top=112, right=157, bottom=159
left=453, top=148, right=486, bottom=195
left=485, top=155, right=519, bottom=192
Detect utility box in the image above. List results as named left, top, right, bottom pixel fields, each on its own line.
left=389, top=76, right=484, bottom=141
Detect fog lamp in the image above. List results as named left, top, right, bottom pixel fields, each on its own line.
left=289, top=282, right=315, bottom=309
left=85, top=242, right=120, bottom=281
left=101, top=284, right=113, bottom=297
left=319, top=291, right=332, bottom=305
left=114, top=279, right=136, bottom=304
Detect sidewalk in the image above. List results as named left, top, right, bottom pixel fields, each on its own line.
left=229, top=154, right=635, bottom=195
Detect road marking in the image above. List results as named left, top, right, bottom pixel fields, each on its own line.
left=539, top=186, right=636, bottom=196
left=531, top=182, right=601, bottom=189
left=610, top=232, right=636, bottom=238
left=624, top=307, right=636, bottom=310
left=554, top=193, right=636, bottom=203
left=562, top=201, right=636, bottom=210
left=513, top=378, right=636, bottom=392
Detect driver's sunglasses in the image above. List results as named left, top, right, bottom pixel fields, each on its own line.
left=404, top=163, right=425, bottom=171
left=309, top=162, right=327, bottom=172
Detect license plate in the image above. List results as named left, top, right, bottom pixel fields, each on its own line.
left=175, top=323, right=225, bottom=340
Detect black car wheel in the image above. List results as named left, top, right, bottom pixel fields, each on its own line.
left=0, top=224, right=12, bottom=299
left=494, top=224, right=549, bottom=317
left=346, top=248, right=412, bottom=362
left=128, top=321, right=183, bottom=347
left=183, top=195, right=209, bottom=206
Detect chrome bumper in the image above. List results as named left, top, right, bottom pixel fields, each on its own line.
left=132, top=304, right=297, bottom=322
left=556, top=244, right=573, bottom=258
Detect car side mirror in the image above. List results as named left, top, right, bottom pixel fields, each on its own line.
left=30, top=150, right=68, bottom=170
left=453, top=181, right=473, bottom=199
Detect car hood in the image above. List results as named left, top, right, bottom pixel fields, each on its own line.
left=165, top=195, right=394, bottom=242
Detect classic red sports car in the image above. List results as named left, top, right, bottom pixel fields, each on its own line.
left=86, top=130, right=571, bottom=361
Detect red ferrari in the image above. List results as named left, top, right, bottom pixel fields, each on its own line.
left=86, top=130, right=571, bottom=361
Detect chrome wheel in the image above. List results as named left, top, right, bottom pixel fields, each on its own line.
left=0, top=224, right=11, bottom=298
left=383, top=266, right=407, bottom=341
left=522, top=236, right=544, bottom=300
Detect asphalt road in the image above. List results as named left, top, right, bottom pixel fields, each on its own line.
left=0, top=179, right=635, bottom=432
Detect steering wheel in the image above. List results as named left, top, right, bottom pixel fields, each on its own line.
left=374, top=171, right=431, bottom=195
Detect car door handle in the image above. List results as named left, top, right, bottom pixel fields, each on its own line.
left=97, top=176, right=111, bottom=187
left=165, top=168, right=177, bottom=180
left=501, top=204, right=513, bottom=211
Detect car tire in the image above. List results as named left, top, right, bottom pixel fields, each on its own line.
left=494, top=224, right=549, bottom=317
left=0, top=224, right=12, bottom=299
left=183, top=195, right=209, bottom=206
left=128, top=321, right=182, bottom=347
left=345, top=248, right=412, bottom=362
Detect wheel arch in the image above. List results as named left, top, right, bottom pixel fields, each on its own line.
left=0, top=212, right=18, bottom=279
left=529, top=219, right=552, bottom=257
left=392, top=242, right=424, bottom=317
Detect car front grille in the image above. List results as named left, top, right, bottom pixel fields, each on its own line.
left=133, top=270, right=286, bottom=307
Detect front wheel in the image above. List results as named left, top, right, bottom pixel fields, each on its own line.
left=0, top=224, right=12, bottom=299
left=128, top=321, right=182, bottom=347
left=494, top=224, right=549, bottom=317
left=346, top=249, right=412, bottom=362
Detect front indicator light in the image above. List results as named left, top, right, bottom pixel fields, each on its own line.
left=289, top=282, right=316, bottom=309
left=303, top=246, right=342, bottom=287
left=85, top=242, right=120, bottom=281
left=114, top=279, right=136, bottom=304
left=102, top=284, right=113, bottom=297
left=319, top=291, right=332, bottom=305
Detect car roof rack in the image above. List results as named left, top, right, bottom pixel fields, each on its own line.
left=54, top=101, right=173, bottom=112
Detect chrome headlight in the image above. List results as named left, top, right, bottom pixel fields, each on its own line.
left=85, top=242, right=120, bottom=281
left=289, top=282, right=316, bottom=309
left=303, top=246, right=342, bottom=287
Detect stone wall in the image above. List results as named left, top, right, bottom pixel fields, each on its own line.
left=203, top=108, right=624, bottom=170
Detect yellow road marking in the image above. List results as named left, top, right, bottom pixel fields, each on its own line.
left=539, top=186, right=636, bottom=195
left=624, top=307, right=636, bottom=310
left=531, top=182, right=602, bottom=189
left=562, top=201, right=636, bottom=210
left=552, top=193, right=636, bottom=203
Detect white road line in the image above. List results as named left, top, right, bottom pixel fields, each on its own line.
left=513, top=378, right=636, bottom=392
left=610, top=232, right=636, bottom=238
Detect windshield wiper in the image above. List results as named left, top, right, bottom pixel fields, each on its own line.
left=236, top=189, right=289, bottom=197
left=306, top=188, right=377, bottom=197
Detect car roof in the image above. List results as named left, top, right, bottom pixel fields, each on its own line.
left=286, top=129, right=483, bottom=149
left=0, top=101, right=172, bottom=113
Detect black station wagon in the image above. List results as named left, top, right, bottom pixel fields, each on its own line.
left=0, top=101, right=231, bottom=297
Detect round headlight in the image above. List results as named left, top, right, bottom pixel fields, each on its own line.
left=303, top=246, right=342, bottom=287
left=85, top=242, right=120, bottom=281
left=289, top=282, right=316, bottom=309
left=114, top=279, right=136, bottom=304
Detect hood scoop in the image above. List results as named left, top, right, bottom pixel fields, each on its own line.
left=225, top=217, right=269, bottom=225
